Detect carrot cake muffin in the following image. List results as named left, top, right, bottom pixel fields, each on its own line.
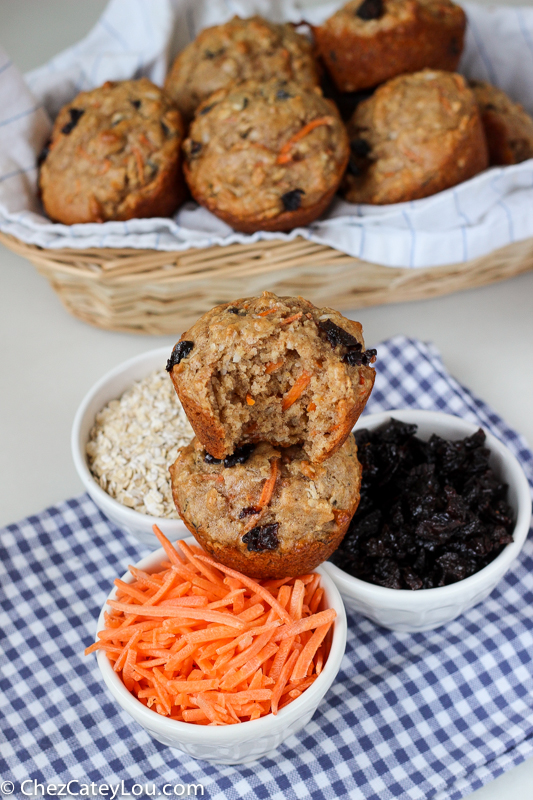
left=313, top=0, right=466, bottom=93
left=170, top=436, right=362, bottom=578
left=166, top=292, right=376, bottom=464
left=470, top=80, right=533, bottom=166
left=164, top=15, right=320, bottom=121
left=182, top=79, right=349, bottom=232
left=39, top=78, right=186, bottom=224
left=342, top=70, right=488, bottom=205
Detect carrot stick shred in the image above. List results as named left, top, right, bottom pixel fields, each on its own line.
left=265, top=360, right=283, bottom=374
left=257, top=458, right=279, bottom=508
left=282, top=372, right=312, bottom=411
left=276, top=116, right=335, bottom=164
left=152, top=525, right=184, bottom=566
left=280, top=312, right=303, bottom=325
left=273, top=608, right=336, bottom=641
left=272, top=649, right=300, bottom=714
left=291, top=622, right=332, bottom=681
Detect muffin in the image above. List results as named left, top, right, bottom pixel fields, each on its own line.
left=39, top=78, right=186, bottom=224
left=470, top=80, right=533, bottom=166
left=313, top=0, right=466, bottom=93
left=182, top=79, right=350, bottom=232
left=164, top=15, right=320, bottom=121
left=166, top=292, right=376, bottom=464
left=170, top=436, right=362, bottom=579
left=342, top=70, right=489, bottom=205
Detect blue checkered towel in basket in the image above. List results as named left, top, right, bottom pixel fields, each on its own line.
left=1, top=336, right=532, bottom=800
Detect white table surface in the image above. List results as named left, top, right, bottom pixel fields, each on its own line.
left=1, top=2, right=533, bottom=797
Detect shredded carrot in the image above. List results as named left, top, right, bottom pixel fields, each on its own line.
left=282, top=371, right=312, bottom=411
left=307, top=402, right=317, bottom=413
left=85, top=528, right=335, bottom=724
left=257, top=458, right=279, bottom=509
left=279, top=312, right=303, bottom=325
left=276, top=116, right=335, bottom=164
left=265, top=360, right=283, bottom=374
left=289, top=580, right=305, bottom=621
left=246, top=393, right=255, bottom=406
left=257, top=308, right=277, bottom=316
left=132, top=146, right=145, bottom=183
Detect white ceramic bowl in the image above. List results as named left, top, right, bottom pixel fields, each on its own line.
left=72, top=347, right=188, bottom=548
left=96, top=538, right=347, bottom=764
left=323, top=409, right=531, bottom=633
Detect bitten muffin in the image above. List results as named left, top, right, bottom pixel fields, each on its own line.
left=166, top=292, right=376, bottom=464
left=470, top=80, right=533, bottom=166
left=170, top=436, right=362, bottom=579
left=39, top=78, right=186, bottom=224
left=342, top=70, right=489, bottom=205
left=182, top=79, right=349, bottom=232
left=165, top=16, right=320, bottom=121
left=313, top=0, right=466, bottom=93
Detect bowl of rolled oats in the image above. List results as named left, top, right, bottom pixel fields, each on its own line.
left=71, top=347, right=193, bottom=547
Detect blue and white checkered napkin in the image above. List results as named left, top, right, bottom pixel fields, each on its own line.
left=1, top=336, right=532, bottom=800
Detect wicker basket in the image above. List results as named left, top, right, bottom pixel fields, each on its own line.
left=2, top=230, right=533, bottom=335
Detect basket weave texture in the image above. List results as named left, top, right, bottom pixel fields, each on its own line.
left=2, top=231, right=533, bottom=335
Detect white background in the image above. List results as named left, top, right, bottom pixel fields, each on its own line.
left=0, top=2, right=532, bottom=797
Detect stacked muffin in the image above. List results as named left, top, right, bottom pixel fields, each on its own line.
left=166, top=292, right=376, bottom=579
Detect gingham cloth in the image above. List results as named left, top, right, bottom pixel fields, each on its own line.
left=1, top=336, right=532, bottom=800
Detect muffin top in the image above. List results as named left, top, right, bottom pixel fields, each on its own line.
left=164, top=15, right=319, bottom=120
left=344, top=70, right=485, bottom=203
left=183, top=79, right=349, bottom=224
left=167, top=291, right=376, bottom=464
left=319, top=0, right=464, bottom=37
left=39, top=78, right=184, bottom=223
left=470, top=80, right=533, bottom=165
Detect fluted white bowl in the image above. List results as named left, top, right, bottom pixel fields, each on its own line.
left=96, top=539, right=347, bottom=764
left=72, top=347, right=189, bottom=547
left=323, top=410, right=531, bottom=633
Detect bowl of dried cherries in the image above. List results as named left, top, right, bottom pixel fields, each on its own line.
left=323, top=410, right=531, bottom=632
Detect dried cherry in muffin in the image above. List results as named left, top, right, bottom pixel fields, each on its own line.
left=39, top=78, right=186, bottom=224
left=470, top=80, right=533, bottom=166
left=167, top=291, right=375, bottom=464
left=164, top=15, right=320, bottom=121
left=182, top=79, right=349, bottom=233
left=313, top=0, right=466, bottom=93
left=170, top=436, right=362, bottom=579
left=342, top=70, right=488, bottom=205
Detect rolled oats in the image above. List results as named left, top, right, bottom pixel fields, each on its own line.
left=86, top=369, right=193, bottom=518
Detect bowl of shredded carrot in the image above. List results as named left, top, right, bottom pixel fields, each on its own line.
left=86, top=527, right=347, bottom=764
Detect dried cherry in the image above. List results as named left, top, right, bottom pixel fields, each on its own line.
left=242, top=523, right=279, bottom=552
left=61, top=108, right=84, bottom=135
left=165, top=341, right=194, bottom=372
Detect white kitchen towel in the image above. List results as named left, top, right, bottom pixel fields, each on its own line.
left=1, top=0, right=533, bottom=267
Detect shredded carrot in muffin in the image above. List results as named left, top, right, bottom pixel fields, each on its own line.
left=85, top=526, right=335, bottom=724
left=257, top=458, right=279, bottom=509
left=277, top=116, right=336, bottom=164
left=265, top=360, right=284, bottom=374
left=282, top=372, right=312, bottom=411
